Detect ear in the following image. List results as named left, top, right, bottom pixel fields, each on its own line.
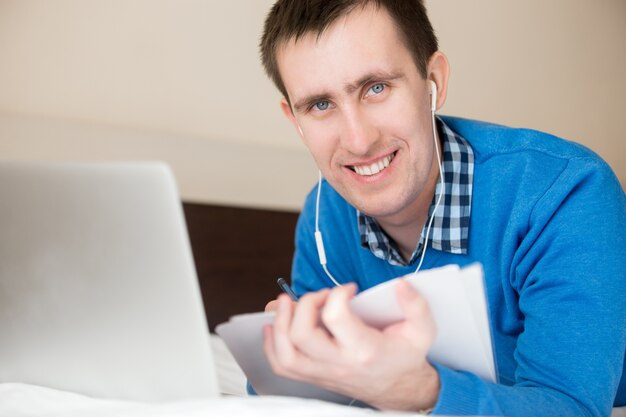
left=280, top=98, right=304, bottom=139
left=426, top=51, right=450, bottom=112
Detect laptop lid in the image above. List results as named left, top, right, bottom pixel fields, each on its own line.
left=0, top=161, right=219, bottom=402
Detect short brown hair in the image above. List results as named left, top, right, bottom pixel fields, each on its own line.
left=260, top=0, right=438, bottom=102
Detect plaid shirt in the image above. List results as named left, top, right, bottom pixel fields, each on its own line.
left=358, top=117, right=474, bottom=266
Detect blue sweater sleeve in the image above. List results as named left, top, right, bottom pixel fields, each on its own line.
left=432, top=157, right=626, bottom=416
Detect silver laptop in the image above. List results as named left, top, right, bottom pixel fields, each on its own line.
left=0, top=161, right=219, bottom=402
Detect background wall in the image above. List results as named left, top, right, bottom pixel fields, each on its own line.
left=0, top=0, right=624, bottom=210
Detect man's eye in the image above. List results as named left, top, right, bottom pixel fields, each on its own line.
left=368, top=83, right=385, bottom=95
left=314, top=101, right=330, bottom=111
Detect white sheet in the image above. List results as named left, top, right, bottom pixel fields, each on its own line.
left=0, top=383, right=411, bottom=417
left=0, top=335, right=409, bottom=416
left=210, top=333, right=247, bottom=396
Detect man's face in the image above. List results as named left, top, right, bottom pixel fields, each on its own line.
left=277, top=5, right=439, bottom=224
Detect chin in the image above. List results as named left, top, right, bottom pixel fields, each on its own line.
left=353, top=200, right=404, bottom=220
left=334, top=180, right=411, bottom=219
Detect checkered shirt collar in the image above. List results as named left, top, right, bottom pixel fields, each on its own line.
left=357, top=117, right=474, bottom=266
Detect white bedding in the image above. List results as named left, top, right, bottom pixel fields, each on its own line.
left=0, top=334, right=402, bottom=417
left=0, top=383, right=399, bottom=417
left=210, top=333, right=248, bottom=396
left=3, top=383, right=624, bottom=417
left=1, top=334, right=622, bottom=417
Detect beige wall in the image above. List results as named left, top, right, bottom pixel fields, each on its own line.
left=0, top=0, right=624, bottom=210
left=428, top=0, right=626, bottom=181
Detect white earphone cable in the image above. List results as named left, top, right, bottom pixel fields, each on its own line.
left=314, top=171, right=342, bottom=287
left=413, top=109, right=445, bottom=274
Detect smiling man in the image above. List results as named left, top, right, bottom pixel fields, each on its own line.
left=277, top=14, right=444, bottom=261
left=257, top=1, right=626, bottom=415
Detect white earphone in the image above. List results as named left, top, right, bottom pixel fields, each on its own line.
left=429, top=79, right=437, bottom=112
left=314, top=80, right=445, bottom=286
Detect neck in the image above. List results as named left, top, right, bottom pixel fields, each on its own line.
left=376, top=191, right=433, bottom=263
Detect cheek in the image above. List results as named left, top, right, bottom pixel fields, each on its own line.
left=300, top=123, right=340, bottom=166
left=369, top=93, right=430, bottom=138
left=391, top=94, right=432, bottom=138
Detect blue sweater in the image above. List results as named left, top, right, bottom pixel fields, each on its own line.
left=291, top=116, right=626, bottom=416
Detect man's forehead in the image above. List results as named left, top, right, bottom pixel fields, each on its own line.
left=275, top=6, right=412, bottom=104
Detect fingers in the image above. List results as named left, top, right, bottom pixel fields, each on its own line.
left=263, top=294, right=306, bottom=379
left=264, top=284, right=372, bottom=379
left=269, top=294, right=297, bottom=365
left=320, top=283, right=380, bottom=352
left=289, top=289, right=337, bottom=360
left=262, top=281, right=438, bottom=406
left=264, top=291, right=336, bottom=380
left=263, top=323, right=314, bottom=380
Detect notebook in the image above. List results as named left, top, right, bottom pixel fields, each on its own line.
left=0, top=161, right=219, bottom=402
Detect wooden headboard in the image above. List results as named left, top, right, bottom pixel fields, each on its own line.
left=182, top=202, right=300, bottom=331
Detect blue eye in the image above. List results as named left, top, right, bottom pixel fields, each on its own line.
left=314, top=101, right=330, bottom=111
left=369, top=83, right=385, bottom=95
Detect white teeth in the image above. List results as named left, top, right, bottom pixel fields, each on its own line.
left=352, top=153, right=394, bottom=176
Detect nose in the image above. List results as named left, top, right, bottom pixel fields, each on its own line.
left=340, top=107, right=379, bottom=156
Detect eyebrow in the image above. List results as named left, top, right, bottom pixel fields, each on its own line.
left=292, top=70, right=404, bottom=113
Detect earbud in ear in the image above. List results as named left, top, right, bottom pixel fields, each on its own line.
left=297, top=124, right=304, bottom=137
left=429, top=80, right=437, bottom=112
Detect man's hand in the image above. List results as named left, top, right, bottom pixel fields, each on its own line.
left=262, top=280, right=440, bottom=411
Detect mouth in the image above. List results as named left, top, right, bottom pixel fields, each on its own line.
left=348, top=151, right=397, bottom=177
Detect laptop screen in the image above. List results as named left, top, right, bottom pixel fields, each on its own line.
left=0, top=161, right=219, bottom=402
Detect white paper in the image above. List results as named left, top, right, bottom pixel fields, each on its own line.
left=216, top=263, right=495, bottom=403
left=216, top=312, right=354, bottom=404
left=350, top=263, right=495, bottom=382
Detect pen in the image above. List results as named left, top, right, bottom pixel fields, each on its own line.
left=276, top=277, right=299, bottom=301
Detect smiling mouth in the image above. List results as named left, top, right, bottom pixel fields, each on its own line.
left=348, top=151, right=397, bottom=176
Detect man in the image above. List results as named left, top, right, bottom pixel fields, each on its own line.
left=258, top=1, right=626, bottom=415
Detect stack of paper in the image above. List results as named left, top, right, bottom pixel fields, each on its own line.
left=216, top=263, right=495, bottom=404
